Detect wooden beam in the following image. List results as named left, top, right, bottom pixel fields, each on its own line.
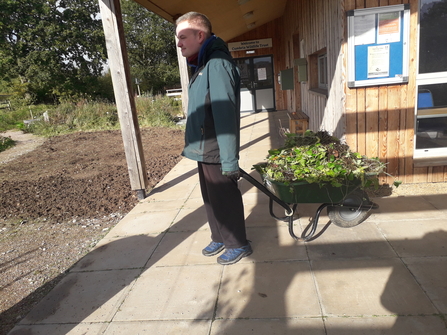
left=98, top=0, right=148, bottom=198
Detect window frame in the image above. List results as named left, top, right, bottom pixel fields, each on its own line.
left=414, top=0, right=447, bottom=164
left=309, top=48, right=328, bottom=96
left=318, top=53, right=328, bottom=90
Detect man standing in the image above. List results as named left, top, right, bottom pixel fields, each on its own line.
left=175, top=12, right=252, bottom=265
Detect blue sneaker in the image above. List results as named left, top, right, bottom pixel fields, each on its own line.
left=217, top=244, right=253, bottom=265
left=202, top=241, right=225, bottom=256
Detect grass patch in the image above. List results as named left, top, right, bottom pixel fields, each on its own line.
left=0, top=95, right=183, bottom=137
left=136, top=95, right=183, bottom=128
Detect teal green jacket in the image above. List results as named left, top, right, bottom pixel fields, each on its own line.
left=182, top=36, right=241, bottom=172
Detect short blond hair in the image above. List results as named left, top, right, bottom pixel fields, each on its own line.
left=176, top=12, right=212, bottom=36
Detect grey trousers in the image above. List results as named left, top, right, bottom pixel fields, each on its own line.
left=197, top=162, right=247, bottom=249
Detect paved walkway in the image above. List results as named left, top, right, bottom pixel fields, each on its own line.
left=9, top=111, right=447, bottom=334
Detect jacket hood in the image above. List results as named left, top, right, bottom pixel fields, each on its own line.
left=199, top=36, right=231, bottom=64
left=188, top=35, right=231, bottom=71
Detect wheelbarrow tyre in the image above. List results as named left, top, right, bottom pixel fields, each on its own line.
left=327, top=190, right=372, bottom=228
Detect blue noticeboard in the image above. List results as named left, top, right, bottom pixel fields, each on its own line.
left=347, top=4, right=410, bottom=88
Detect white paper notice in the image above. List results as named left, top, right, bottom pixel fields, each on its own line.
left=377, top=12, right=400, bottom=44
left=354, top=14, right=376, bottom=45
left=367, top=45, right=390, bottom=78
left=257, top=68, right=267, bottom=81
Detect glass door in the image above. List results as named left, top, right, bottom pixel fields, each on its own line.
left=235, top=55, right=276, bottom=112
left=235, top=58, right=254, bottom=112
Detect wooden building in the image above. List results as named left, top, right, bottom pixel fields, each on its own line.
left=101, top=0, right=447, bottom=189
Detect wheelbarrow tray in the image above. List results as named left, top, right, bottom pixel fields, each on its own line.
left=261, top=175, right=362, bottom=204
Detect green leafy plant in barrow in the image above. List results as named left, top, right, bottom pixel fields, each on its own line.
left=255, top=130, right=401, bottom=190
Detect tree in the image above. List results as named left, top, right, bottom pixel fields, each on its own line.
left=121, top=0, right=180, bottom=95
left=0, top=0, right=107, bottom=102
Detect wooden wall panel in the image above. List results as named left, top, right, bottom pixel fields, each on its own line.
left=279, top=0, right=346, bottom=137
left=228, top=0, right=447, bottom=183
left=344, top=0, right=446, bottom=184
left=365, top=87, right=379, bottom=159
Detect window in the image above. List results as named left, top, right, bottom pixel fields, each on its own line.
left=414, top=0, right=447, bottom=163
left=416, top=83, right=447, bottom=150
left=309, top=48, right=327, bottom=95
left=318, top=54, right=328, bottom=89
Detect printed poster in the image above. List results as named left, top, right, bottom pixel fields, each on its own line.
left=354, top=14, right=376, bottom=45
left=377, top=12, right=400, bottom=44
left=257, top=68, right=267, bottom=81
left=367, top=44, right=390, bottom=78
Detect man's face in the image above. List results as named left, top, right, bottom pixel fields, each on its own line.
left=176, top=21, right=206, bottom=58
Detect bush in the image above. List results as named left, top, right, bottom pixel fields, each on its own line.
left=135, top=95, right=182, bottom=128
left=26, top=100, right=119, bottom=136
left=0, top=135, right=15, bottom=152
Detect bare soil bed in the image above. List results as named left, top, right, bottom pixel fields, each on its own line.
left=0, top=128, right=184, bottom=334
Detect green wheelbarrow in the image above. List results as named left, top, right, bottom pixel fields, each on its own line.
left=239, top=168, right=379, bottom=242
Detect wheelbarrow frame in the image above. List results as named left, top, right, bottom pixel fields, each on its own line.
left=239, top=168, right=379, bottom=242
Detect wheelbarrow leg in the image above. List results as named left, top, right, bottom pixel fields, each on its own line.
left=239, top=168, right=327, bottom=242
left=298, top=203, right=331, bottom=241
left=269, top=198, right=297, bottom=221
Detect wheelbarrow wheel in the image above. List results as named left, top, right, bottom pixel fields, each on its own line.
left=327, top=190, right=373, bottom=228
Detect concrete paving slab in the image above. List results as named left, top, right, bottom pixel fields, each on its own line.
left=216, top=261, right=321, bottom=319
left=104, top=320, right=212, bottom=334
left=305, top=221, right=397, bottom=260
left=403, top=257, right=447, bottom=313
left=210, top=318, right=326, bottom=335
left=108, top=210, right=179, bottom=236
left=160, top=167, right=197, bottom=182
left=246, top=226, right=308, bottom=261
left=325, top=315, right=447, bottom=334
left=18, top=269, right=140, bottom=324
left=9, top=323, right=108, bottom=335
left=295, top=203, right=328, bottom=218
left=312, top=259, right=438, bottom=316
left=187, top=182, right=203, bottom=199
left=242, top=191, right=272, bottom=205
left=132, top=199, right=185, bottom=212
left=182, top=195, right=205, bottom=208
left=169, top=206, right=209, bottom=232
left=238, top=177, right=264, bottom=195
left=71, top=234, right=164, bottom=271
left=370, top=196, right=440, bottom=221
left=146, top=230, right=219, bottom=266
left=244, top=202, right=286, bottom=227
left=376, top=219, right=447, bottom=257
left=422, top=193, right=447, bottom=212
left=114, top=265, right=222, bottom=321
left=146, top=179, right=197, bottom=202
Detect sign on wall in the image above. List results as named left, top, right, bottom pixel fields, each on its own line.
left=347, top=4, right=410, bottom=88
left=228, top=38, right=272, bottom=52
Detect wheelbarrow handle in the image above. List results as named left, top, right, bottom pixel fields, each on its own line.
left=239, top=168, right=293, bottom=216
left=239, top=168, right=318, bottom=242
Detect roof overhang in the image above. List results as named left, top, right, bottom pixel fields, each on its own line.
left=133, top=0, right=287, bottom=41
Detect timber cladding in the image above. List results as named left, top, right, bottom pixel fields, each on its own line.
left=229, top=0, right=446, bottom=184
left=345, top=0, right=445, bottom=184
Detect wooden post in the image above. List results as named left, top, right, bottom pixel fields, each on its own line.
left=98, top=0, right=148, bottom=199
left=175, top=35, right=190, bottom=118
